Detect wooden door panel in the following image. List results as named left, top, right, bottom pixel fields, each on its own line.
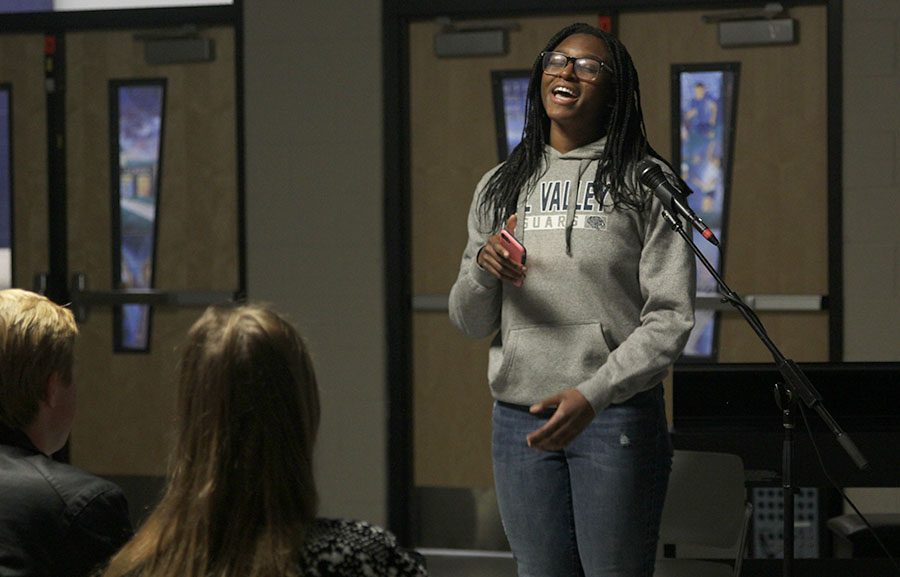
left=621, top=5, right=829, bottom=363
left=65, top=27, right=239, bottom=475
left=0, top=34, right=48, bottom=289
left=410, top=13, right=595, bottom=489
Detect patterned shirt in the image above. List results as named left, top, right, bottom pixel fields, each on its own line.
left=299, top=518, right=427, bottom=577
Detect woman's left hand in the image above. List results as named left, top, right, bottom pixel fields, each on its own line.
left=526, top=388, right=596, bottom=451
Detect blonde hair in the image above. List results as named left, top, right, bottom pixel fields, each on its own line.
left=0, top=289, right=78, bottom=429
left=103, top=304, right=320, bottom=577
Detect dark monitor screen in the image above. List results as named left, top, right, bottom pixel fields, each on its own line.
left=673, top=362, right=900, bottom=432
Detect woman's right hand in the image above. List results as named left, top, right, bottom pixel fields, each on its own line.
left=477, top=215, right=527, bottom=284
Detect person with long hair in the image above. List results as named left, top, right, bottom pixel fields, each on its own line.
left=101, top=305, right=426, bottom=577
left=449, top=23, right=696, bottom=576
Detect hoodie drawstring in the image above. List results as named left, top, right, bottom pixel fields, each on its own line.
left=565, top=158, right=593, bottom=256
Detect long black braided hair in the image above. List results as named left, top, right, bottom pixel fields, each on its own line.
left=478, top=22, right=674, bottom=232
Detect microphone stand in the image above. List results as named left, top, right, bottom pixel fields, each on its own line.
left=660, top=209, right=869, bottom=577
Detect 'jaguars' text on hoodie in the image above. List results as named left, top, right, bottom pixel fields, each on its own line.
left=448, top=138, right=696, bottom=412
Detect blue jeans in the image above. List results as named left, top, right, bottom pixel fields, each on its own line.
left=492, top=385, right=672, bottom=577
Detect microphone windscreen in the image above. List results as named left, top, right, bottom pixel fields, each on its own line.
left=637, top=160, right=667, bottom=189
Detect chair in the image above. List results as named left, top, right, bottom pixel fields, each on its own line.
left=654, top=450, right=753, bottom=577
left=827, top=513, right=900, bottom=558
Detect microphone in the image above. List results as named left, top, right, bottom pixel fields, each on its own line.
left=637, top=160, right=720, bottom=246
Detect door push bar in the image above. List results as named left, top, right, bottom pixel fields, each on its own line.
left=67, top=272, right=237, bottom=323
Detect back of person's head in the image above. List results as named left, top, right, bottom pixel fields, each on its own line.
left=0, top=289, right=78, bottom=429
left=104, top=304, right=320, bottom=577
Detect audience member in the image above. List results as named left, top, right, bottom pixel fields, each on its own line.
left=101, top=304, right=427, bottom=577
left=0, top=289, right=133, bottom=577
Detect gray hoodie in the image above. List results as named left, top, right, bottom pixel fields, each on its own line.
left=448, top=138, right=696, bottom=412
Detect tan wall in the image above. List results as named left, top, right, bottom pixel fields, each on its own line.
left=841, top=0, right=900, bottom=514
left=243, top=0, right=387, bottom=524
left=842, top=0, right=900, bottom=362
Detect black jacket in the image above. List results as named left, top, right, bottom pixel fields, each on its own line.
left=0, top=424, right=133, bottom=577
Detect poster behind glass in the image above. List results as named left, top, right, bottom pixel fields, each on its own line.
left=672, top=64, right=739, bottom=360
left=491, top=70, right=530, bottom=159
left=112, top=81, right=165, bottom=352
left=0, top=86, right=11, bottom=289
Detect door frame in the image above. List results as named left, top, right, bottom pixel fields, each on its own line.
left=383, top=0, right=843, bottom=543
left=0, top=3, right=246, bottom=304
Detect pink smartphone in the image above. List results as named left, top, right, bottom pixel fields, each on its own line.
left=498, top=229, right=526, bottom=287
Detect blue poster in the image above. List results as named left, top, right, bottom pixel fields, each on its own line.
left=116, top=84, right=164, bottom=351
left=501, top=76, right=530, bottom=157
left=677, top=69, right=736, bottom=359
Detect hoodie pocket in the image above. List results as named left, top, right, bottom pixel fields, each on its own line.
left=494, top=321, right=613, bottom=393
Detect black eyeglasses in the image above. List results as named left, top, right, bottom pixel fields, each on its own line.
left=541, top=51, right=613, bottom=82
